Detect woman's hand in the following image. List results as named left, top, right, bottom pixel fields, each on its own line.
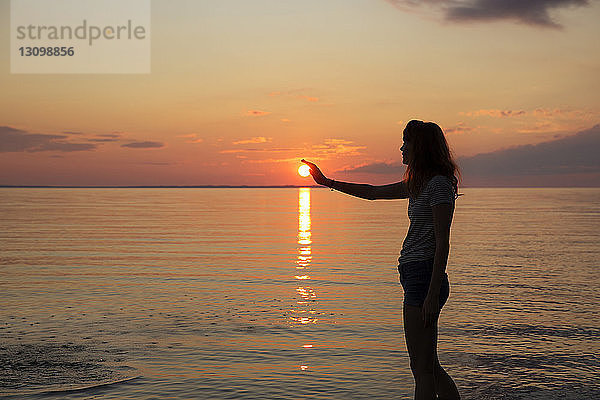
left=301, top=159, right=330, bottom=186
left=422, top=291, right=439, bottom=328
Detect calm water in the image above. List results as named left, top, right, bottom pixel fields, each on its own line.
left=1, top=187, right=599, bottom=399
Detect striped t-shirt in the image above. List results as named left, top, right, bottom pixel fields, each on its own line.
left=398, top=175, right=456, bottom=265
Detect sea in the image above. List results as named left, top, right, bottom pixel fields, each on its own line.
left=1, top=187, right=599, bottom=400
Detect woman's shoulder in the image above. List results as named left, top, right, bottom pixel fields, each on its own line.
left=425, top=175, right=455, bottom=201
left=413, top=175, right=453, bottom=200
left=426, top=174, right=452, bottom=188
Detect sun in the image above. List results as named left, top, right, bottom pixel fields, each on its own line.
left=298, top=164, right=311, bottom=177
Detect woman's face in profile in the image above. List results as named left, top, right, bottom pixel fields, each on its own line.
left=400, top=137, right=411, bottom=165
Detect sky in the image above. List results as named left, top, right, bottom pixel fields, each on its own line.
left=1, top=0, right=599, bottom=187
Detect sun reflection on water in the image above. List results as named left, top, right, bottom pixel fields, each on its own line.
left=289, top=188, right=318, bottom=327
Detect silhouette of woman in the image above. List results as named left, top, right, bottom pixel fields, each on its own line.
left=302, top=120, right=461, bottom=400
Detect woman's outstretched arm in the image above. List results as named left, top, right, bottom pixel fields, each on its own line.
left=329, top=180, right=409, bottom=200
left=301, top=159, right=409, bottom=200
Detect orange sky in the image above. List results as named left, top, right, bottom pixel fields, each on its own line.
left=1, top=0, right=599, bottom=186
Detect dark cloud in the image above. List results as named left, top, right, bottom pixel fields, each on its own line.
left=447, top=0, right=589, bottom=28
left=88, top=138, right=120, bottom=143
left=457, top=124, right=599, bottom=177
left=97, top=133, right=122, bottom=138
left=0, top=126, right=96, bottom=153
left=386, top=0, right=590, bottom=28
left=121, top=141, right=165, bottom=149
left=245, top=110, right=271, bottom=117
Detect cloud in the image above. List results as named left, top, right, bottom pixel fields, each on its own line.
left=87, top=138, right=119, bottom=143
left=178, top=134, right=204, bottom=144
left=312, top=139, right=366, bottom=157
left=219, top=147, right=298, bottom=154
left=461, top=107, right=597, bottom=120
left=232, top=136, right=272, bottom=145
left=460, top=109, right=527, bottom=118
left=532, top=108, right=592, bottom=119
left=341, top=161, right=405, bottom=174
left=445, top=122, right=476, bottom=135
left=0, top=126, right=97, bottom=152
left=459, top=107, right=598, bottom=133
left=121, top=141, right=165, bottom=149
left=458, top=124, right=600, bottom=177
left=516, top=120, right=565, bottom=134
left=219, top=149, right=246, bottom=154
left=299, top=95, right=319, bottom=102
left=386, top=0, right=590, bottom=28
left=245, top=157, right=300, bottom=164
left=245, top=110, right=271, bottom=117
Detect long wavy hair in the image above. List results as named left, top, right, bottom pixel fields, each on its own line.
left=402, top=120, right=461, bottom=199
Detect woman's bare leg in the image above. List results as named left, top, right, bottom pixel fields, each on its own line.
left=404, top=304, right=436, bottom=399
left=434, top=355, right=460, bottom=399
left=403, top=304, right=460, bottom=400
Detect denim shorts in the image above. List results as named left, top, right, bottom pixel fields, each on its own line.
left=398, top=258, right=449, bottom=309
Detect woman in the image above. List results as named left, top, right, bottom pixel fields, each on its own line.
left=302, top=119, right=461, bottom=400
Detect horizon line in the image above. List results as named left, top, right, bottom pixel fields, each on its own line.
left=1, top=185, right=598, bottom=189
left=0, top=184, right=322, bottom=189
